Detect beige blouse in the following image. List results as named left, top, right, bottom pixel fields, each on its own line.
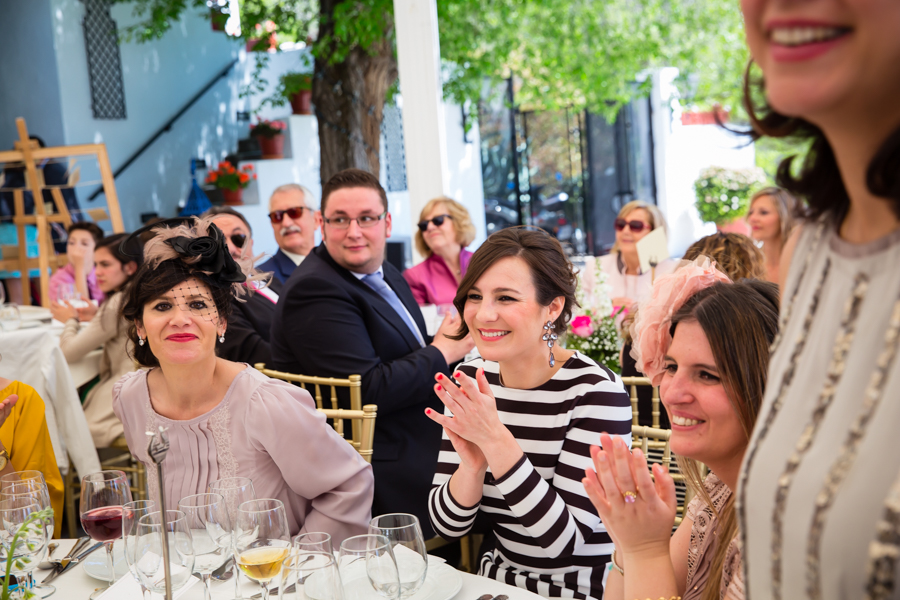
left=58, top=292, right=134, bottom=447
left=684, top=473, right=744, bottom=600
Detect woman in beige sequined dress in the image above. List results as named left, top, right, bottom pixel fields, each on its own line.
left=583, top=269, right=779, bottom=600
left=738, top=2, right=900, bottom=599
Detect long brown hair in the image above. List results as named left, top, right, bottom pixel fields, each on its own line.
left=451, top=227, right=578, bottom=340
left=669, top=280, right=779, bottom=600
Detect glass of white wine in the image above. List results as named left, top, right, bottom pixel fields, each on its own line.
left=235, top=499, right=290, bottom=600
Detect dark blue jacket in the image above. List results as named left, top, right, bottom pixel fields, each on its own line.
left=258, top=249, right=298, bottom=285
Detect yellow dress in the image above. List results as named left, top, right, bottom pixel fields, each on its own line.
left=0, top=381, right=64, bottom=538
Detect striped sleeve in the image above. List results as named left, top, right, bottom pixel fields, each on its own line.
left=428, top=477, right=480, bottom=539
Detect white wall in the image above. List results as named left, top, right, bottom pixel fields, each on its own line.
left=652, top=68, right=756, bottom=257
left=47, top=0, right=244, bottom=231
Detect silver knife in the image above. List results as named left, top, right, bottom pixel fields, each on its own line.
left=40, top=541, right=104, bottom=584
left=40, top=537, right=88, bottom=580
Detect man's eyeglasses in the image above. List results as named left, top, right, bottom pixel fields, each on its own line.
left=322, top=211, right=387, bottom=230
left=614, top=218, right=650, bottom=233
left=230, top=233, right=247, bottom=248
left=417, top=214, right=453, bottom=232
left=268, top=206, right=310, bottom=224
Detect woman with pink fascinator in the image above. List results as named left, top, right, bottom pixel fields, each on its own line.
left=582, top=260, right=778, bottom=600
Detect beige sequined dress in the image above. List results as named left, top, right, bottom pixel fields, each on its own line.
left=740, top=222, right=900, bottom=600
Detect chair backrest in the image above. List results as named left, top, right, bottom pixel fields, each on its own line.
left=621, top=376, right=662, bottom=427
left=254, top=363, right=364, bottom=447
left=316, top=405, right=377, bottom=463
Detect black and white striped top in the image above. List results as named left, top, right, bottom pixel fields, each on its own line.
left=429, top=352, right=632, bottom=600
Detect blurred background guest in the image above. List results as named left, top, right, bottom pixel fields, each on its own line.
left=745, top=186, right=798, bottom=284
left=115, top=217, right=372, bottom=542
left=403, top=197, right=476, bottom=306
left=52, top=233, right=140, bottom=447
left=259, top=184, right=318, bottom=284
left=48, top=221, right=105, bottom=308
left=428, top=227, right=631, bottom=600
left=205, top=207, right=282, bottom=364
left=599, top=200, right=677, bottom=313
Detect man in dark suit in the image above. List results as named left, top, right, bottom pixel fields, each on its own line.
left=258, top=184, right=317, bottom=284
left=270, top=169, right=473, bottom=537
left=206, top=207, right=283, bottom=365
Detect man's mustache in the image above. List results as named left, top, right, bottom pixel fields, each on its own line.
left=281, top=225, right=303, bottom=235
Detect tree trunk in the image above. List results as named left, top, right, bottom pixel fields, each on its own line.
left=313, top=0, right=398, bottom=184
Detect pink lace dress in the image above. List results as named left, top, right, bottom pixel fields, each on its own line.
left=683, top=473, right=745, bottom=600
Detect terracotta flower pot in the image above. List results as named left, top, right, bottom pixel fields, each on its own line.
left=221, top=188, right=244, bottom=206
left=716, top=218, right=751, bottom=236
left=290, top=90, right=313, bottom=115
left=257, top=134, right=285, bottom=159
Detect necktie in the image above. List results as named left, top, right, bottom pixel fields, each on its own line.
left=362, top=272, right=426, bottom=347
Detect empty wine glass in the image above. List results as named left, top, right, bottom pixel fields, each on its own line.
left=293, top=532, right=333, bottom=556
left=0, top=303, right=20, bottom=332
left=209, top=476, right=256, bottom=600
left=235, top=499, right=290, bottom=600
left=338, top=535, right=400, bottom=600
left=80, top=470, right=133, bottom=598
left=134, top=510, right=195, bottom=594
left=280, top=551, right=343, bottom=600
left=0, top=498, right=47, bottom=595
left=0, top=478, right=54, bottom=596
left=368, top=514, right=427, bottom=597
left=179, top=493, right=232, bottom=600
left=123, top=500, right=156, bottom=600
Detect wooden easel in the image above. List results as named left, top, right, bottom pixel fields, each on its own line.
left=0, top=118, right=124, bottom=307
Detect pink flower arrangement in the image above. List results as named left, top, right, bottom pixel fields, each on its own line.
left=629, top=257, right=731, bottom=385
left=571, top=315, right=594, bottom=338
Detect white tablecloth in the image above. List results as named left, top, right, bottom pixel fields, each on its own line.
left=43, top=539, right=548, bottom=600
left=0, top=327, right=101, bottom=476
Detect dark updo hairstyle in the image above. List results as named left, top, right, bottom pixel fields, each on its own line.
left=120, top=259, right=233, bottom=368
left=743, top=62, right=900, bottom=225
left=451, top=227, right=578, bottom=340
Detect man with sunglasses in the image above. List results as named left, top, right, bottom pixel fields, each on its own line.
left=270, top=168, right=473, bottom=537
left=205, top=206, right=283, bottom=364
left=258, top=184, right=318, bottom=284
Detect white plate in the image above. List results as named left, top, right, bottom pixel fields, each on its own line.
left=408, top=563, right=462, bottom=600
left=83, top=540, right=130, bottom=581
left=17, top=306, right=52, bottom=321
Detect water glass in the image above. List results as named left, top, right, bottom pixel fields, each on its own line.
left=0, top=303, right=20, bottom=332
left=209, top=476, right=256, bottom=600
left=280, top=552, right=343, bottom=600
left=293, top=532, right=333, bottom=556
left=123, top=500, right=156, bottom=599
left=0, top=498, right=47, bottom=592
left=179, top=493, right=232, bottom=600
left=368, top=514, right=427, bottom=597
left=134, top=510, right=195, bottom=594
left=338, top=534, right=400, bottom=600
left=235, top=499, right=291, bottom=600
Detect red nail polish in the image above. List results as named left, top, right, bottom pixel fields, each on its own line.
left=454, top=372, right=461, bottom=378
left=437, top=374, right=443, bottom=380
left=436, top=385, right=443, bottom=391
left=425, top=408, right=432, bottom=415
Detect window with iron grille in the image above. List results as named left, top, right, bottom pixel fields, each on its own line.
left=82, top=0, right=127, bottom=120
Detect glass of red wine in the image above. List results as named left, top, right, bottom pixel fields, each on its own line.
left=80, top=470, right=133, bottom=597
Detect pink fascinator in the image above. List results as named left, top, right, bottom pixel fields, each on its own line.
left=629, top=256, right=731, bottom=385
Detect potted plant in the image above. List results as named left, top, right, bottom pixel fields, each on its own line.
left=694, top=166, right=767, bottom=235
left=250, top=120, right=287, bottom=159
left=209, top=3, right=228, bottom=31
left=565, top=259, right=622, bottom=373
left=205, top=162, right=256, bottom=205
left=281, top=72, right=313, bottom=115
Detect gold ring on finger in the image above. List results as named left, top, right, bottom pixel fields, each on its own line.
left=622, top=490, right=638, bottom=504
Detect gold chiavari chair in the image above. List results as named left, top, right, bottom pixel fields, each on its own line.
left=316, top=405, right=377, bottom=463
left=620, top=376, right=661, bottom=427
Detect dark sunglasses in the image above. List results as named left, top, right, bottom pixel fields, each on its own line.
left=614, top=218, right=649, bottom=233
left=230, top=233, right=247, bottom=248
left=417, top=214, right=453, bottom=232
left=268, top=206, right=309, bottom=224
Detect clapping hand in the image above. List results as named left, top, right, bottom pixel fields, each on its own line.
left=582, top=432, right=676, bottom=559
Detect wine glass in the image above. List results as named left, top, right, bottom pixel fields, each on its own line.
left=178, top=493, right=232, bottom=600
left=0, top=303, right=20, bottom=332
left=0, top=478, right=54, bottom=595
left=134, top=510, right=195, bottom=594
left=368, top=514, right=427, bottom=597
left=80, top=470, right=132, bottom=597
left=293, top=532, right=333, bottom=556
left=0, top=498, right=47, bottom=595
left=280, top=551, right=343, bottom=600
left=338, top=535, right=401, bottom=600
left=235, top=499, right=291, bottom=600
left=209, top=476, right=256, bottom=600
left=123, top=500, right=156, bottom=600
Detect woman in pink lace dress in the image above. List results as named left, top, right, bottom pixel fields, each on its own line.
left=582, top=263, right=779, bottom=600
left=112, top=217, right=374, bottom=544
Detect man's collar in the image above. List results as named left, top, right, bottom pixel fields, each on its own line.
left=350, top=266, right=383, bottom=281
left=280, top=248, right=306, bottom=266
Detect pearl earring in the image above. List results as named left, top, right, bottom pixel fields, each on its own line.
left=219, top=333, right=225, bottom=343
left=138, top=336, right=145, bottom=347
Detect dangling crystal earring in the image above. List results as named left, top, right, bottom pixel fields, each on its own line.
left=219, top=333, right=225, bottom=343
left=138, top=336, right=145, bottom=347
left=542, top=320, right=558, bottom=367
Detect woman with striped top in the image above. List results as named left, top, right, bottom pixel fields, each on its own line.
left=426, top=227, right=632, bottom=600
